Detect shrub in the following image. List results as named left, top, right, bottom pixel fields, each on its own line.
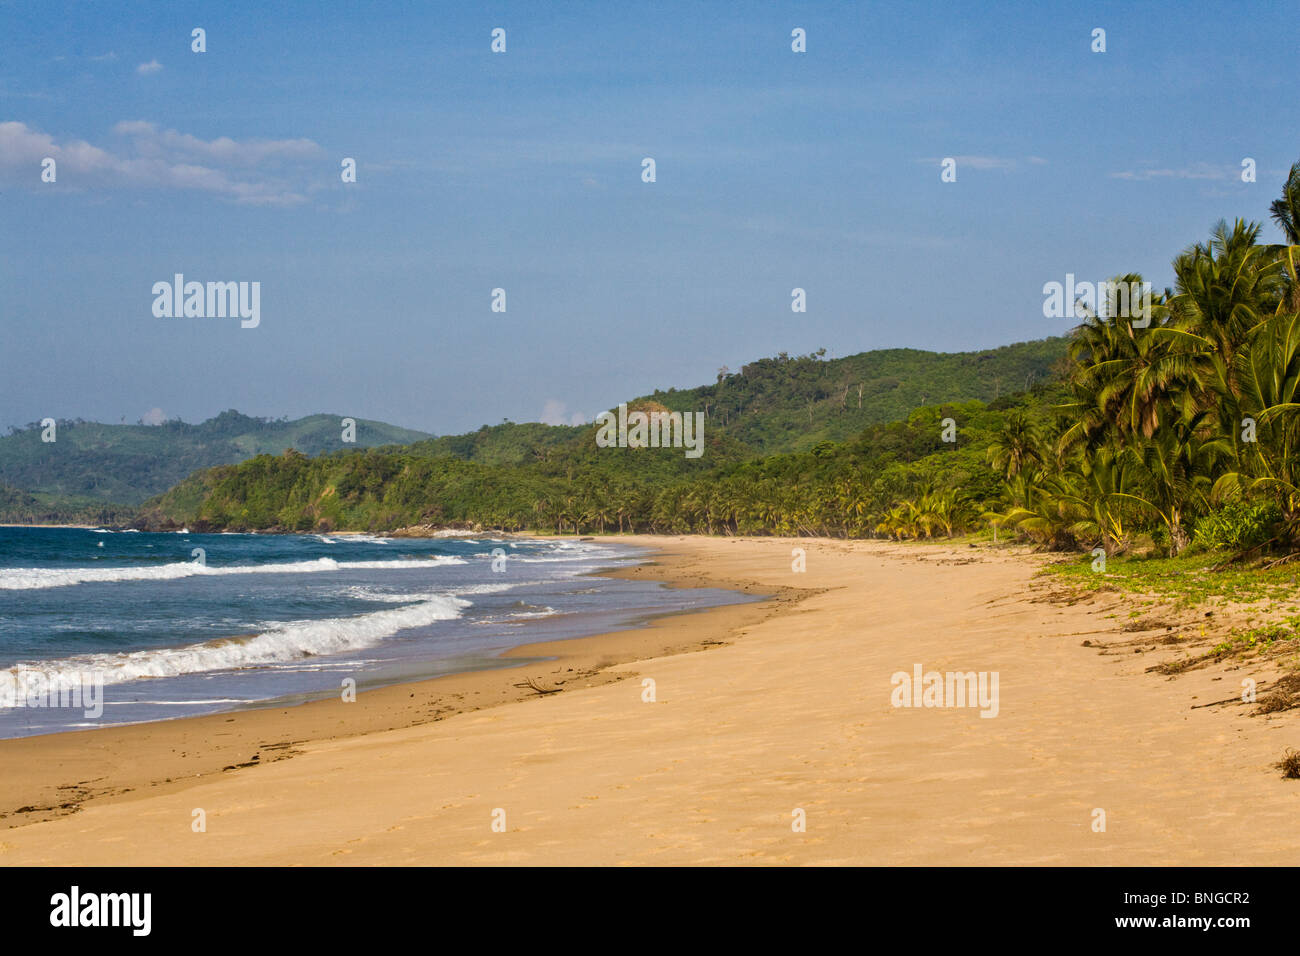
left=1191, top=499, right=1282, bottom=552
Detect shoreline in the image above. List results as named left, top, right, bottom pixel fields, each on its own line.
left=0, top=535, right=1296, bottom=865
left=0, top=541, right=810, bottom=831
left=0, top=523, right=105, bottom=530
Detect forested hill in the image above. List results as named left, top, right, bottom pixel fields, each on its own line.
left=2, top=337, right=1068, bottom=525
left=0, top=410, right=431, bottom=507
left=633, top=338, right=1067, bottom=453
left=135, top=336, right=1072, bottom=534
left=393, top=337, right=1069, bottom=466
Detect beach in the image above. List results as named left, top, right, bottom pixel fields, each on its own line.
left=1, top=534, right=1296, bottom=866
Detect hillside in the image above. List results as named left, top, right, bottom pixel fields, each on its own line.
left=0, top=410, right=431, bottom=510
left=635, top=338, right=1067, bottom=453
left=136, top=382, right=1064, bottom=534
left=7, top=337, right=1071, bottom=528
left=387, top=337, right=1069, bottom=466
left=403, top=421, right=586, bottom=466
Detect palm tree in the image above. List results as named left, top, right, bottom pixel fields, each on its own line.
left=1269, top=160, right=1300, bottom=313
left=987, top=411, right=1043, bottom=487
left=1168, top=220, right=1286, bottom=403
left=1272, top=161, right=1300, bottom=244
left=1131, top=413, right=1224, bottom=554
left=1058, top=283, right=1183, bottom=454
left=1268, top=161, right=1300, bottom=314
left=1077, top=285, right=1192, bottom=440
left=995, top=471, right=1079, bottom=551
left=1214, top=310, right=1300, bottom=543
left=1053, top=449, right=1149, bottom=554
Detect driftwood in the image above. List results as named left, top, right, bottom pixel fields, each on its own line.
left=514, top=676, right=563, bottom=695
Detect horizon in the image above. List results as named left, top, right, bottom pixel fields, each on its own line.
left=3, top=0, right=1296, bottom=435
left=5, top=331, right=1067, bottom=434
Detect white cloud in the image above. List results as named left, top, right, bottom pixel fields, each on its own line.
left=920, top=155, right=1025, bottom=171
left=539, top=400, right=586, bottom=426
left=140, top=407, right=167, bottom=425
left=136, top=60, right=163, bottom=75
left=112, top=120, right=320, bottom=166
left=0, top=120, right=321, bottom=205
left=1110, top=163, right=1228, bottom=181
left=918, top=155, right=1049, bottom=172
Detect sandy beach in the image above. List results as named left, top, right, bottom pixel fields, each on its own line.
left=1, top=535, right=1296, bottom=866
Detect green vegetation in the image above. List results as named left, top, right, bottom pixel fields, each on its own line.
left=0, top=484, right=136, bottom=526
left=1045, top=552, right=1300, bottom=609
left=979, top=160, right=1300, bottom=560
left=404, top=421, right=585, bottom=466
left=635, top=339, right=1066, bottom=453
left=0, top=410, right=431, bottom=519
left=2, top=340, right=1064, bottom=527
left=138, top=387, right=1054, bottom=534
left=1211, top=617, right=1300, bottom=657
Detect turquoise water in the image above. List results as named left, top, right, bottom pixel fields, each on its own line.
left=0, top=527, right=752, bottom=737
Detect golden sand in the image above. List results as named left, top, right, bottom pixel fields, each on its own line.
left=1, top=536, right=1296, bottom=865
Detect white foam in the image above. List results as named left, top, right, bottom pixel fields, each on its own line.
left=0, top=556, right=467, bottom=591
left=2, top=591, right=470, bottom=686
left=508, top=606, right=558, bottom=619
left=348, top=580, right=536, bottom=602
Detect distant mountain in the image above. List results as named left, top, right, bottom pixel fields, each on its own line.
left=0, top=410, right=431, bottom=510
left=137, top=337, right=1072, bottom=533
left=396, top=338, right=1069, bottom=464
left=634, top=337, right=1068, bottom=454
left=2, top=338, right=1070, bottom=527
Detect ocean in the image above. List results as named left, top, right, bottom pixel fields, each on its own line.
left=0, top=527, right=751, bottom=738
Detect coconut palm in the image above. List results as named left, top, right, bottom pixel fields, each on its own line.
left=1270, top=160, right=1300, bottom=314
left=1130, top=413, right=1225, bottom=554
left=1168, top=220, right=1286, bottom=401
left=986, top=411, right=1043, bottom=484
left=1214, top=310, right=1300, bottom=542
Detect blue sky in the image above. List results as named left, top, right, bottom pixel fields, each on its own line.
left=1, top=0, right=1296, bottom=434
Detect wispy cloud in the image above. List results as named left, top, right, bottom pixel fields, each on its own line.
left=113, top=120, right=320, bottom=166
left=0, top=120, right=323, bottom=205
left=917, top=155, right=1041, bottom=171
left=733, top=213, right=954, bottom=250
left=135, top=60, right=163, bottom=75
left=1110, top=162, right=1230, bottom=181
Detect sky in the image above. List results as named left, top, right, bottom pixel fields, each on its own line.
left=1, top=0, right=1297, bottom=435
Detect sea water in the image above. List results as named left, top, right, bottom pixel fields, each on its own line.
left=0, top=527, right=751, bottom=738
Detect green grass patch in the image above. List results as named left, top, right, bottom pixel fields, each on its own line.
left=1044, top=552, right=1300, bottom=609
